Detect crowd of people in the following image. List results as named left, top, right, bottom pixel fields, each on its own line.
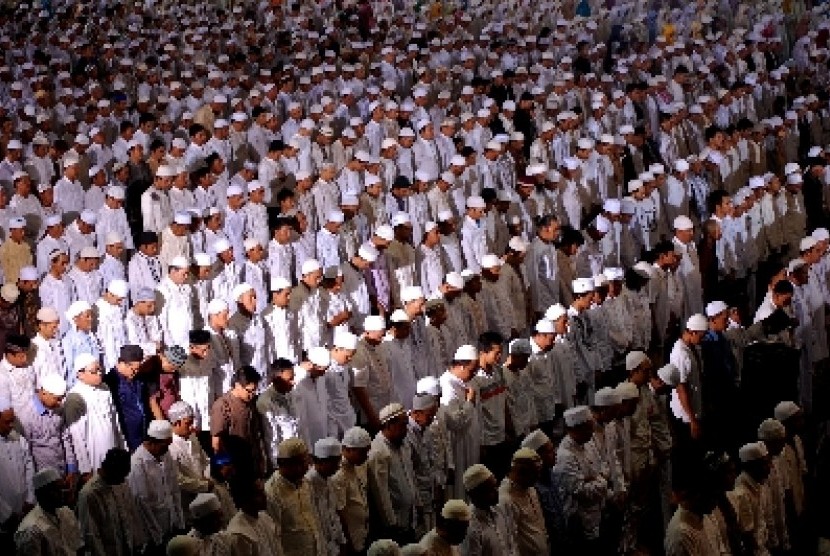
left=1, top=0, right=830, bottom=554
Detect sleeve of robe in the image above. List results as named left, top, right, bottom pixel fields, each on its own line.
left=367, top=447, right=397, bottom=527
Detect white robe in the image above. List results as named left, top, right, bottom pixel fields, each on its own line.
left=439, top=370, right=481, bottom=500
left=64, top=381, right=126, bottom=474
left=127, top=445, right=185, bottom=546
left=156, top=277, right=195, bottom=349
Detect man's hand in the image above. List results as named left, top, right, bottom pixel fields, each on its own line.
left=690, top=419, right=702, bottom=440
left=465, top=388, right=477, bottom=403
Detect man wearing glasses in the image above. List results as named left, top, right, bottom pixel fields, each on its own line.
left=64, top=353, right=126, bottom=482
left=209, top=366, right=265, bottom=476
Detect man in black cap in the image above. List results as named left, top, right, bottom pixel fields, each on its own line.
left=104, top=344, right=149, bottom=452
left=180, top=329, right=215, bottom=445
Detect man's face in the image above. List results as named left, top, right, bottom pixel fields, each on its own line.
left=74, top=310, right=94, bottom=332
left=170, top=267, right=189, bottom=284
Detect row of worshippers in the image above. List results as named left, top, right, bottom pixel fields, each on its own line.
left=1, top=359, right=810, bottom=556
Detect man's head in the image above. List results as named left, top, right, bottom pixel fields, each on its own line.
left=508, top=448, right=543, bottom=487
left=312, top=437, right=342, bottom=478
left=32, top=467, right=64, bottom=513
left=37, top=374, right=67, bottom=411
left=276, top=438, right=310, bottom=483
left=564, top=406, right=595, bottom=445
left=189, top=493, right=224, bottom=536
left=450, top=345, right=479, bottom=382
left=144, top=419, right=174, bottom=459
left=435, top=500, right=471, bottom=546
left=4, top=333, right=30, bottom=367
left=116, top=345, right=144, bottom=380
left=379, top=403, right=409, bottom=446
left=230, top=366, right=261, bottom=403
left=464, top=464, right=499, bottom=509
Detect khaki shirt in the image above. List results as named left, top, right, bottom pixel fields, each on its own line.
left=264, top=473, right=324, bottom=556
left=14, top=505, right=83, bottom=556
left=664, top=506, right=719, bottom=556
left=331, top=459, right=369, bottom=552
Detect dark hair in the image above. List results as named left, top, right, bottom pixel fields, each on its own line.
left=706, top=190, right=730, bottom=215
left=188, top=123, right=206, bottom=137
left=704, top=126, right=722, bottom=142
left=478, top=331, right=504, bottom=352
left=233, top=366, right=261, bottom=387
left=772, top=279, right=795, bottom=295
left=276, top=187, right=295, bottom=204
left=119, top=120, right=134, bottom=133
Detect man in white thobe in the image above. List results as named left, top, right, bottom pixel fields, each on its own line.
left=156, top=256, right=195, bottom=349
left=127, top=420, right=185, bottom=550
left=64, top=354, right=126, bottom=476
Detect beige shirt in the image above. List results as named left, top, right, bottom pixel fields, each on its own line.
left=14, top=505, right=83, bottom=556
left=665, top=506, right=719, bottom=556
left=498, top=478, right=550, bottom=556
left=264, top=473, right=324, bottom=556
left=331, top=459, right=369, bottom=552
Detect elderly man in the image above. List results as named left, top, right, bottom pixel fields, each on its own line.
left=167, top=402, right=212, bottom=524
left=555, top=406, right=610, bottom=551
left=17, top=374, right=75, bottom=477
left=64, top=354, right=125, bottom=477
left=14, top=467, right=83, bottom=555
left=127, top=420, right=185, bottom=550
left=264, top=438, right=325, bottom=556
left=367, top=403, right=418, bottom=545
left=61, top=301, right=101, bottom=389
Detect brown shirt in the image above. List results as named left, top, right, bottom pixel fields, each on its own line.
left=210, top=392, right=265, bottom=475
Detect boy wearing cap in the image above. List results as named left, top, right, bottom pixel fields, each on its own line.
left=98, top=233, right=126, bottom=289
left=127, top=232, right=162, bottom=304
left=96, top=280, right=130, bottom=371
left=669, top=314, right=707, bottom=448
left=0, top=217, right=32, bottom=284
left=307, top=438, right=348, bottom=555
left=332, top=426, right=372, bottom=553
left=127, top=420, right=185, bottom=548
left=228, top=283, right=270, bottom=377
left=65, top=245, right=102, bottom=305
left=291, top=259, right=327, bottom=353
left=125, top=288, right=162, bottom=356
left=35, top=216, right=68, bottom=277
left=14, top=466, right=83, bottom=555
left=140, top=164, right=174, bottom=235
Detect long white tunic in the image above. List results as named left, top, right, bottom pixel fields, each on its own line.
left=439, top=370, right=481, bottom=500
left=64, top=381, right=125, bottom=474
left=156, top=277, right=195, bottom=349
left=0, top=431, right=35, bottom=524
left=127, top=444, right=185, bottom=546
left=94, top=298, right=127, bottom=371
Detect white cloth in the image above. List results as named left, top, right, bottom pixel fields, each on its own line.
left=64, top=381, right=126, bottom=474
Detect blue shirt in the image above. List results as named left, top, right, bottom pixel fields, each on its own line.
left=104, top=370, right=148, bottom=452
